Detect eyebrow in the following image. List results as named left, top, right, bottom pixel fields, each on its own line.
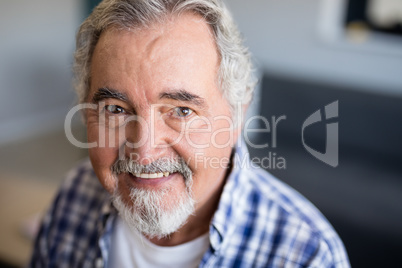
left=159, top=89, right=207, bottom=108
left=92, top=87, right=129, bottom=103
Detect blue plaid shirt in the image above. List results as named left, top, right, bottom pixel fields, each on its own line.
left=30, top=140, right=350, bottom=267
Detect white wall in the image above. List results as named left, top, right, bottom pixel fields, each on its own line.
left=0, top=0, right=83, bottom=143
left=224, top=0, right=402, bottom=96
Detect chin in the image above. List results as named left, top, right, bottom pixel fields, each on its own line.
left=112, top=183, right=196, bottom=238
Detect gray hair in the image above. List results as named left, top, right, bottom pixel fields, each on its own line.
left=74, top=0, right=256, bottom=123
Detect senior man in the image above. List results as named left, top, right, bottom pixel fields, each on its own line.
left=31, top=0, right=349, bottom=267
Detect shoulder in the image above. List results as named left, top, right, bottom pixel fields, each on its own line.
left=217, top=163, right=349, bottom=267
left=59, top=158, right=108, bottom=204
left=30, top=158, right=111, bottom=267
left=52, top=158, right=109, bottom=222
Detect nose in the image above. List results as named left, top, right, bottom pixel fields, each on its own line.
left=124, top=113, right=168, bottom=165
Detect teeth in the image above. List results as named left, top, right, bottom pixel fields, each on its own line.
left=148, top=173, right=157, bottom=178
left=134, top=172, right=170, bottom=179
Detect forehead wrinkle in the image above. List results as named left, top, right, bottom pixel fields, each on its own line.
left=123, top=28, right=167, bottom=107
left=139, top=13, right=217, bottom=66
left=94, top=14, right=220, bottom=115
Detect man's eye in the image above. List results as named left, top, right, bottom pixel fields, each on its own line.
left=174, top=107, right=193, bottom=118
left=105, top=105, right=125, bottom=114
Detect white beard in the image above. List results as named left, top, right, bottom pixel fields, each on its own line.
left=112, top=185, right=195, bottom=239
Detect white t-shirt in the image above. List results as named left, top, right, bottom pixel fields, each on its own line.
left=107, top=217, right=210, bottom=268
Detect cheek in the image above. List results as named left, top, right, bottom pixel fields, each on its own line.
left=89, top=147, right=118, bottom=193
left=87, top=123, right=122, bottom=193
left=87, top=118, right=127, bottom=148
left=177, top=115, right=235, bottom=195
left=178, top=117, right=235, bottom=167
left=178, top=130, right=233, bottom=180
left=211, top=120, right=236, bottom=149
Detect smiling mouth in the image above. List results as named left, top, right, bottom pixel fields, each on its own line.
left=130, top=172, right=171, bottom=179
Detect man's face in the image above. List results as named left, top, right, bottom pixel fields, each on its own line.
left=86, top=13, right=238, bottom=236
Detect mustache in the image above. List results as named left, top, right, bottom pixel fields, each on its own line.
left=111, top=156, right=192, bottom=180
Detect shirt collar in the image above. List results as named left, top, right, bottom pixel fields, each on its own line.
left=98, top=199, right=116, bottom=231
left=97, top=197, right=118, bottom=264
left=209, top=137, right=250, bottom=251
